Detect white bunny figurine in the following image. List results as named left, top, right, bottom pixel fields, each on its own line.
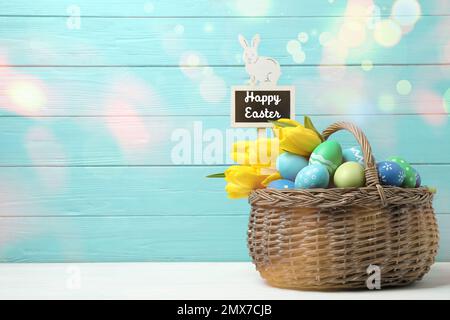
left=238, top=34, right=281, bottom=86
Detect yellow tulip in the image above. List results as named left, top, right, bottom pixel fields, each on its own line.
left=231, top=138, right=280, bottom=168
left=274, top=119, right=302, bottom=134
left=261, top=171, right=282, bottom=187
left=224, top=166, right=268, bottom=199
left=273, top=121, right=321, bottom=157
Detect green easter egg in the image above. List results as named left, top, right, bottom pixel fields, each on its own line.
left=309, top=140, right=343, bottom=175
left=334, top=162, right=365, bottom=188
left=387, top=156, right=416, bottom=188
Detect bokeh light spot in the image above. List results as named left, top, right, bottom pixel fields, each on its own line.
left=416, top=90, right=448, bottom=126
left=293, top=51, right=306, bottom=64
left=396, top=79, right=412, bottom=95
left=186, top=54, right=200, bottom=66
left=179, top=52, right=206, bottom=80
left=298, top=32, right=309, bottom=43
left=366, top=5, right=381, bottom=30
left=144, top=2, right=154, bottom=13
left=319, top=32, right=333, bottom=47
left=374, top=19, right=402, bottom=47
left=286, top=40, right=301, bottom=55
left=321, top=40, right=349, bottom=65
left=361, top=60, right=373, bottom=71
left=392, top=0, right=421, bottom=26
left=106, top=103, right=152, bottom=153
left=7, top=80, right=46, bottom=112
left=235, top=0, right=270, bottom=16
left=174, top=24, right=184, bottom=35
left=204, top=23, right=214, bottom=33
left=378, top=94, right=396, bottom=112
left=444, top=88, right=450, bottom=113
left=338, top=21, right=366, bottom=48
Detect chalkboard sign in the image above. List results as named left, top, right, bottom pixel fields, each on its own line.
left=231, top=86, right=295, bottom=128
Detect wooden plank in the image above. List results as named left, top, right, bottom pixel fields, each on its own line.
left=0, top=115, right=448, bottom=166
left=0, top=166, right=243, bottom=217
left=0, top=165, right=448, bottom=217
left=0, top=214, right=448, bottom=262
left=1, top=65, right=448, bottom=116
left=0, top=215, right=249, bottom=262
left=437, top=214, right=450, bottom=261
left=2, top=0, right=448, bottom=17
left=0, top=16, right=448, bottom=66
left=1, top=0, right=346, bottom=17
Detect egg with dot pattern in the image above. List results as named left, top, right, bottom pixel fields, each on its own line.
left=295, top=164, right=329, bottom=189
left=377, top=161, right=405, bottom=186
left=267, top=179, right=295, bottom=190
left=387, top=156, right=416, bottom=188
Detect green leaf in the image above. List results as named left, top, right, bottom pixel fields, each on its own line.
left=304, top=116, right=324, bottom=142
left=269, top=120, right=297, bottom=128
left=206, top=172, right=225, bottom=178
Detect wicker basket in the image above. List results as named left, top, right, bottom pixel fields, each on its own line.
left=248, top=122, right=439, bottom=290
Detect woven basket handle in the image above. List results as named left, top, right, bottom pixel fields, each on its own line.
left=322, top=122, right=380, bottom=187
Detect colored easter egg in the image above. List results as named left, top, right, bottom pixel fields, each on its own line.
left=333, top=162, right=365, bottom=188
left=295, top=164, right=330, bottom=189
left=267, top=179, right=295, bottom=190
left=376, top=161, right=405, bottom=186
left=276, top=152, right=308, bottom=181
left=413, top=168, right=421, bottom=187
left=387, top=156, right=416, bottom=188
left=342, top=146, right=364, bottom=166
left=309, top=140, right=343, bottom=175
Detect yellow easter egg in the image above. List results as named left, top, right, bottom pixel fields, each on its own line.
left=334, top=162, right=365, bottom=188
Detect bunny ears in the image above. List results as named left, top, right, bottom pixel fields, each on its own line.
left=238, top=34, right=260, bottom=48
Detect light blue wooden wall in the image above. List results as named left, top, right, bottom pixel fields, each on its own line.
left=0, top=0, right=449, bottom=262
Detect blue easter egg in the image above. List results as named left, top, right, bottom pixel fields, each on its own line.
left=342, top=146, right=364, bottom=166
left=276, top=152, right=308, bottom=181
left=413, top=168, right=421, bottom=187
left=267, top=179, right=295, bottom=190
left=295, top=164, right=330, bottom=189
left=377, top=161, right=405, bottom=186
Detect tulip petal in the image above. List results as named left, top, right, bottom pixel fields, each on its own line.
left=262, top=172, right=282, bottom=186
left=224, top=165, right=269, bottom=198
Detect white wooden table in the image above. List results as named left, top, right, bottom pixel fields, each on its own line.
left=0, top=262, right=449, bottom=300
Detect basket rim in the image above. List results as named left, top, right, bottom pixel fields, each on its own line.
left=249, top=186, right=434, bottom=209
